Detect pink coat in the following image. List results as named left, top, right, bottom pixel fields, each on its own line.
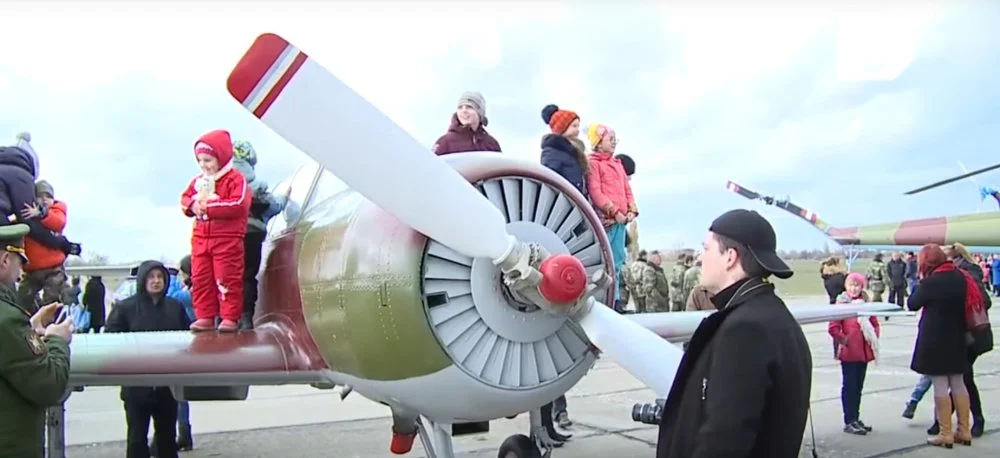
left=586, top=152, right=637, bottom=225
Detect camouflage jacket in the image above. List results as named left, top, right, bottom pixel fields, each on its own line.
left=668, top=263, right=688, bottom=302
left=866, top=261, right=888, bottom=291
left=681, top=266, right=701, bottom=302
left=628, top=261, right=646, bottom=293
left=641, top=262, right=670, bottom=307
left=0, top=283, right=71, bottom=458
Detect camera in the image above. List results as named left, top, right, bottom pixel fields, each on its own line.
left=631, top=398, right=665, bottom=425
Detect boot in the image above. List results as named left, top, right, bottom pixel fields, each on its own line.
left=928, top=396, right=954, bottom=448
left=902, top=400, right=917, bottom=419
left=954, top=393, right=973, bottom=446
left=972, top=417, right=985, bottom=438
left=189, top=318, right=214, bottom=332
left=177, top=424, right=193, bottom=451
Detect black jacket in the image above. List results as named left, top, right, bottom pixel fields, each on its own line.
left=908, top=268, right=973, bottom=375
left=82, top=277, right=106, bottom=327
left=905, top=259, right=918, bottom=281
left=540, top=134, right=587, bottom=197
left=887, top=259, right=907, bottom=287
left=657, top=277, right=812, bottom=458
left=105, top=261, right=191, bottom=401
left=0, top=146, right=76, bottom=254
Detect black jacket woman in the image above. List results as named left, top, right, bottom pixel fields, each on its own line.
left=907, top=244, right=976, bottom=448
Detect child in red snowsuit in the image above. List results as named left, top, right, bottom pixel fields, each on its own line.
left=180, top=129, right=252, bottom=332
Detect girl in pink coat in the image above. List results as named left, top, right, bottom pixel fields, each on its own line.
left=585, top=124, right=638, bottom=302
left=830, top=272, right=881, bottom=435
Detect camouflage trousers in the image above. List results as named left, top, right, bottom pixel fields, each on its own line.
left=633, top=296, right=647, bottom=313
left=18, top=265, right=66, bottom=315
left=670, top=299, right=685, bottom=312
left=646, top=299, right=670, bottom=313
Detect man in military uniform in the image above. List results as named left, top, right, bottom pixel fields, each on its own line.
left=0, top=223, right=74, bottom=458
left=669, top=253, right=692, bottom=311
left=866, top=253, right=888, bottom=302
left=681, top=257, right=701, bottom=304
left=626, top=250, right=648, bottom=312
left=641, top=251, right=670, bottom=312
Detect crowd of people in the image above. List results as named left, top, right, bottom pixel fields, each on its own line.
left=0, top=92, right=995, bottom=458
left=819, top=242, right=993, bottom=447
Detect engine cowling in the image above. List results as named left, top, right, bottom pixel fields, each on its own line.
left=296, top=153, right=615, bottom=423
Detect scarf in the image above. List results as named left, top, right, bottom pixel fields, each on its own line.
left=859, top=314, right=880, bottom=363
left=931, top=261, right=984, bottom=315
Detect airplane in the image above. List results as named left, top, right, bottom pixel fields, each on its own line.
left=53, top=33, right=898, bottom=458
left=726, top=181, right=1000, bottom=268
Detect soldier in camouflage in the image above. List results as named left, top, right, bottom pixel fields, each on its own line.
left=641, top=250, right=670, bottom=312
left=669, top=253, right=692, bottom=311
left=866, top=253, right=888, bottom=302
left=626, top=250, right=648, bottom=312
left=682, top=257, right=701, bottom=305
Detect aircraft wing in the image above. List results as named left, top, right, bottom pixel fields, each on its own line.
left=65, top=264, right=134, bottom=278
left=69, top=323, right=330, bottom=387
left=629, top=302, right=900, bottom=343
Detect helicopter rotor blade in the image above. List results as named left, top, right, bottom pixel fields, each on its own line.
left=903, top=161, right=1000, bottom=195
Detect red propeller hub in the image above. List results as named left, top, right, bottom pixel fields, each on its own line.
left=537, top=254, right=588, bottom=304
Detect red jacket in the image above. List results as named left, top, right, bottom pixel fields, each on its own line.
left=432, top=114, right=502, bottom=155
left=23, top=200, right=67, bottom=271
left=828, top=293, right=880, bottom=363
left=181, top=130, right=251, bottom=239
left=586, top=152, right=637, bottom=224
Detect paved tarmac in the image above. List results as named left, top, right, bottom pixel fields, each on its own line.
left=64, top=302, right=999, bottom=457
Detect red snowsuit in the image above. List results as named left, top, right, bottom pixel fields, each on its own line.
left=180, top=129, right=252, bottom=323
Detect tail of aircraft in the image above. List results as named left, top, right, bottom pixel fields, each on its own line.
left=725, top=181, right=1000, bottom=249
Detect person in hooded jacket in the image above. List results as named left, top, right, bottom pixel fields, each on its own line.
left=105, top=260, right=191, bottom=458
left=82, top=276, right=106, bottom=333
left=231, top=140, right=287, bottom=330
left=180, top=129, right=252, bottom=332
left=539, top=104, right=587, bottom=197
left=432, top=91, right=502, bottom=155
left=0, top=135, right=80, bottom=259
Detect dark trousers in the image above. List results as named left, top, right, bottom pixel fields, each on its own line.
left=552, top=395, right=567, bottom=417
left=966, top=350, right=984, bottom=419
left=840, top=361, right=868, bottom=424
left=887, top=285, right=906, bottom=307
left=242, top=231, right=266, bottom=321
left=124, top=388, right=179, bottom=458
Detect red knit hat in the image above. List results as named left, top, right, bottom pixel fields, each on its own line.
left=541, top=104, right=579, bottom=135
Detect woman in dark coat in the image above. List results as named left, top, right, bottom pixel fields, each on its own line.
left=820, top=257, right=847, bottom=304
left=82, top=276, right=106, bottom=333
left=907, top=244, right=975, bottom=448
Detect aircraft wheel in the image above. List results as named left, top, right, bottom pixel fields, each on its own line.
left=497, top=434, right=542, bottom=458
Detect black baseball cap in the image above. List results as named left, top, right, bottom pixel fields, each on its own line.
left=709, top=209, right=793, bottom=279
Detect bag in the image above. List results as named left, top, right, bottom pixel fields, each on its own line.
left=966, top=305, right=993, bottom=356
left=69, top=304, right=90, bottom=332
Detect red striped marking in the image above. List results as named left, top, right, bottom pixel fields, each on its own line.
left=894, top=216, right=948, bottom=245
left=227, top=33, right=289, bottom=105
left=252, top=51, right=307, bottom=118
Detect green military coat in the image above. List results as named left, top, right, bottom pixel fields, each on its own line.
left=0, top=283, right=71, bottom=458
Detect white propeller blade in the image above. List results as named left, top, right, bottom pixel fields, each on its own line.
left=577, top=299, right=683, bottom=397
left=226, top=33, right=516, bottom=262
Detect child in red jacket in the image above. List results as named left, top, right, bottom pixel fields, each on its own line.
left=830, top=272, right=881, bottom=435
left=180, top=129, right=252, bottom=332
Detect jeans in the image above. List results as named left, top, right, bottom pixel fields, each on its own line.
left=177, top=401, right=190, bottom=427
left=907, top=279, right=918, bottom=296
left=909, top=374, right=932, bottom=404
left=840, top=362, right=868, bottom=424
left=606, top=224, right=627, bottom=302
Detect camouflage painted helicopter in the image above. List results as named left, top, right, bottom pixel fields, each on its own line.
left=726, top=180, right=1000, bottom=268
left=56, top=34, right=896, bottom=458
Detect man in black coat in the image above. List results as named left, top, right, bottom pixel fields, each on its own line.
left=886, top=252, right=908, bottom=308
left=105, top=260, right=192, bottom=458
left=657, top=209, right=813, bottom=458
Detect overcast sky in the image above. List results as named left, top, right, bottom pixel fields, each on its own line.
left=2, top=1, right=999, bottom=263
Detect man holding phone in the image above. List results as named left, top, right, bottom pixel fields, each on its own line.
left=0, top=223, right=74, bottom=458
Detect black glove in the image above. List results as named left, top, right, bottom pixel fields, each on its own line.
left=60, top=238, right=82, bottom=256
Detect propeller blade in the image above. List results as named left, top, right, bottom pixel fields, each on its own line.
left=904, top=162, right=1000, bottom=195
left=226, top=33, right=515, bottom=262
left=576, top=298, right=684, bottom=397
